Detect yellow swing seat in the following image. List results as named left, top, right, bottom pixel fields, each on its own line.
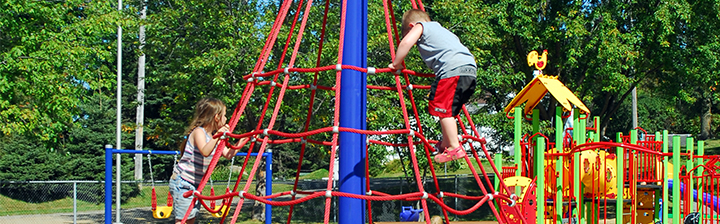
left=151, top=187, right=174, bottom=219
left=209, top=187, right=230, bottom=218
left=147, top=153, right=176, bottom=220
left=153, top=205, right=173, bottom=219
left=210, top=204, right=230, bottom=218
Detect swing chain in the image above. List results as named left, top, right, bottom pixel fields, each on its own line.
left=227, top=156, right=235, bottom=190
left=147, top=152, right=177, bottom=188
left=147, top=153, right=155, bottom=188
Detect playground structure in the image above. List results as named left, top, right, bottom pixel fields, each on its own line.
left=492, top=54, right=720, bottom=224
left=101, top=62, right=720, bottom=224
left=96, top=0, right=720, bottom=221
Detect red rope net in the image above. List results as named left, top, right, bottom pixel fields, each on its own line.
left=177, top=0, right=528, bottom=223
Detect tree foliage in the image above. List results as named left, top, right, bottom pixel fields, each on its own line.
left=0, top=0, right=118, bottom=141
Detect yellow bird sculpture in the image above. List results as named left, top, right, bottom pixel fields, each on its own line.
left=527, top=50, right=548, bottom=70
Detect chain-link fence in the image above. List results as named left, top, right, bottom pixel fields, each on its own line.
left=365, top=174, right=498, bottom=222
left=0, top=180, right=106, bottom=224
left=0, top=180, right=264, bottom=224
left=0, top=175, right=496, bottom=224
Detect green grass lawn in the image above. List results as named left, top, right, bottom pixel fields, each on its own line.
left=702, top=138, right=720, bottom=154
left=0, top=193, right=106, bottom=216
left=299, top=169, right=330, bottom=180
left=664, top=138, right=720, bottom=165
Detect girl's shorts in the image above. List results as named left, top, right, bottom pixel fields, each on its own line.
left=170, top=174, right=199, bottom=220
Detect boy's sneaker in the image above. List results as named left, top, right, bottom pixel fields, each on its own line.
left=434, top=146, right=466, bottom=163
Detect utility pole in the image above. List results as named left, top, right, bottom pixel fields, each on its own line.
left=115, top=0, right=123, bottom=220
left=134, top=0, right=147, bottom=181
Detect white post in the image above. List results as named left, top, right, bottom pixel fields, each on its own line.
left=116, top=153, right=122, bottom=224
left=73, top=181, right=77, bottom=224
left=134, top=0, right=147, bottom=181
left=115, top=0, right=123, bottom=220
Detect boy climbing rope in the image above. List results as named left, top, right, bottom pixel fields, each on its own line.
left=388, top=9, right=477, bottom=163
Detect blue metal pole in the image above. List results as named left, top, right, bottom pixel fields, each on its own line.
left=265, top=152, right=273, bottom=224
left=105, top=144, right=112, bottom=224
left=338, top=0, right=367, bottom=221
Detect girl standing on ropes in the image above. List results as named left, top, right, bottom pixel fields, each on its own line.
left=170, top=97, right=248, bottom=224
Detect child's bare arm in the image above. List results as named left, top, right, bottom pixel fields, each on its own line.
left=388, top=23, right=423, bottom=71
left=222, top=137, right=249, bottom=159
left=194, top=125, right=227, bottom=157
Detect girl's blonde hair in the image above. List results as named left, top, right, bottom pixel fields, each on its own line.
left=178, top=97, right=226, bottom=154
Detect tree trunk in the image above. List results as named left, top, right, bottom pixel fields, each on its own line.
left=700, top=96, right=713, bottom=140
left=252, top=161, right=266, bottom=222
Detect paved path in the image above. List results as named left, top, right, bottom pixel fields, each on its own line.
left=0, top=213, right=77, bottom=224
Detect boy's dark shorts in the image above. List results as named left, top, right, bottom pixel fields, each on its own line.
left=428, top=66, right=477, bottom=118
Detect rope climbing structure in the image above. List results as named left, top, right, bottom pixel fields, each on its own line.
left=176, top=0, right=528, bottom=223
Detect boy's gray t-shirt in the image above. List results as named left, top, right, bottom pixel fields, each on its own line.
left=416, top=21, right=477, bottom=78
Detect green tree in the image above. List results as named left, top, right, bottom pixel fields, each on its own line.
left=426, top=0, right=720, bottom=139
left=135, top=0, right=263, bottom=147
left=0, top=134, right=70, bottom=202
left=670, top=0, right=720, bottom=139
left=62, top=93, right=134, bottom=180
left=0, top=135, right=65, bottom=181
left=0, top=0, right=118, bottom=141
